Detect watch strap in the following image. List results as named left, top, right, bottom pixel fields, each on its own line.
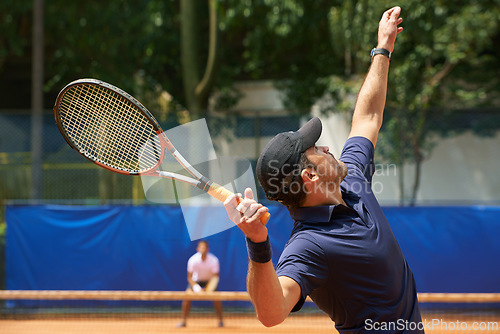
left=370, top=48, right=391, bottom=62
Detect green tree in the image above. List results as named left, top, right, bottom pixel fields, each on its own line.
left=378, top=0, right=500, bottom=205
left=218, top=0, right=345, bottom=112
left=2, top=0, right=499, bottom=204
left=1, top=1, right=184, bottom=114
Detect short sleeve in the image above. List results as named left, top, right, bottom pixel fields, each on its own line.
left=187, top=256, right=195, bottom=273
left=211, top=255, right=220, bottom=274
left=275, top=234, right=328, bottom=311
left=340, top=136, right=375, bottom=183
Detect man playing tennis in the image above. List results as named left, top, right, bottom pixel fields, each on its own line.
left=225, top=6, right=424, bottom=333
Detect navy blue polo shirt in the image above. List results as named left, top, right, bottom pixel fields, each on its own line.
left=275, top=136, right=423, bottom=333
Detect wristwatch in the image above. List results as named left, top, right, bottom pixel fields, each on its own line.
left=370, top=48, right=391, bottom=62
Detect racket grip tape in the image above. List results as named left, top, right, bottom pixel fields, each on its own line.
left=207, top=182, right=270, bottom=225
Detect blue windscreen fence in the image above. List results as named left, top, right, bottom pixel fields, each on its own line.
left=6, top=205, right=500, bottom=293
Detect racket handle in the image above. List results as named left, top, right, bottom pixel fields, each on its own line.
left=207, top=182, right=270, bottom=225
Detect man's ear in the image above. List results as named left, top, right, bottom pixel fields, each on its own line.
left=301, top=167, right=318, bottom=183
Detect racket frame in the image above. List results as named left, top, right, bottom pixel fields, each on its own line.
left=54, top=79, right=209, bottom=190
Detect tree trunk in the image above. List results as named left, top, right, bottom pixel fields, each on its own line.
left=397, top=113, right=405, bottom=206
left=410, top=121, right=425, bottom=207
left=180, top=0, right=200, bottom=114
left=180, top=0, right=218, bottom=117
left=398, top=161, right=405, bottom=206
left=195, top=0, right=218, bottom=109
left=31, top=0, right=44, bottom=200
left=409, top=155, right=422, bottom=206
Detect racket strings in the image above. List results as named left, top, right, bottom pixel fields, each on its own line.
left=65, top=86, right=127, bottom=165
left=89, top=86, right=160, bottom=170
left=59, top=84, right=162, bottom=172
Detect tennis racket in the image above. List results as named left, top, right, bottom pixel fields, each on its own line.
left=53, top=78, right=269, bottom=224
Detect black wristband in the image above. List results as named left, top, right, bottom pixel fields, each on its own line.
left=246, top=236, right=272, bottom=263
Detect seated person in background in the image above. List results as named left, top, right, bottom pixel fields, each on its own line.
left=177, top=240, right=223, bottom=328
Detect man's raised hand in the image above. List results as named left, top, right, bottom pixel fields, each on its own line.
left=378, top=6, right=404, bottom=52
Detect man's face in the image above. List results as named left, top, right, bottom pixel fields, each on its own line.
left=197, top=242, right=209, bottom=256
left=304, top=146, right=348, bottom=184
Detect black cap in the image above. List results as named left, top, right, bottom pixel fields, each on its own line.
left=256, top=117, right=322, bottom=200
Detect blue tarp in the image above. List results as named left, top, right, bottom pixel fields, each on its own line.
left=384, top=206, right=500, bottom=293
left=6, top=205, right=500, bottom=292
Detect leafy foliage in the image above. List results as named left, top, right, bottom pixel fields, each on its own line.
left=1, top=0, right=499, bottom=204
left=379, top=0, right=500, bottom=203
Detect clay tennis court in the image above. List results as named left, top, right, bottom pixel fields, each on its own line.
left=2, top=312, right=500, bottom=334
left=1, top=291, right=500, bottom=334
left=0, top=315, right=332, bottom=334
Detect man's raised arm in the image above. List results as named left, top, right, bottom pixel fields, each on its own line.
left=348, top=6, right=404, bottom=147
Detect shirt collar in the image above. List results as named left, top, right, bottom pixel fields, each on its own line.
left=287, top=205, right=335, bottom=223
left=287, top=182, right=361, bottom=223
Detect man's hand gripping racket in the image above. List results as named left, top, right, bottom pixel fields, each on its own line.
left=224, top=188, right=269, bottom=243
left=53, top=78, right=270, bottom=225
